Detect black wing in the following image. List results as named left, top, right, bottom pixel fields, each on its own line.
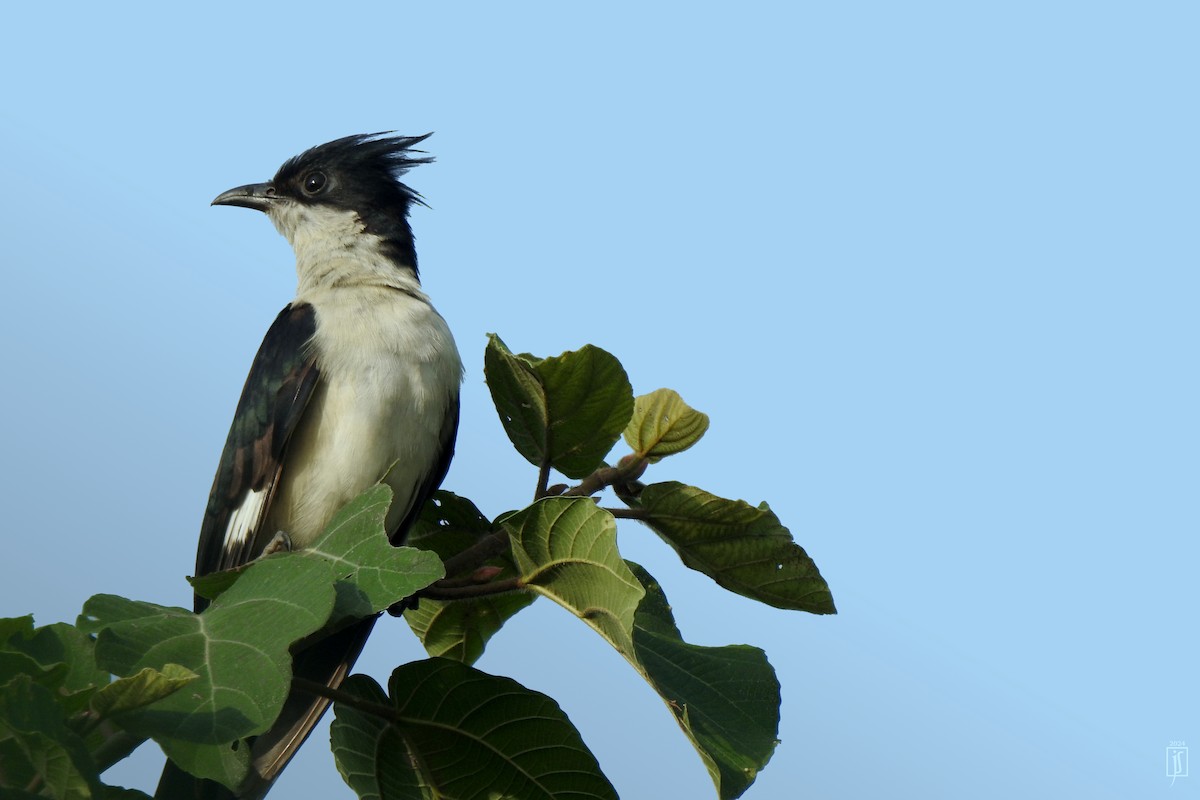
left=160, top=301, right=460, bottom=799
left=194, top=302, right=320, bottom=601
left=393, top=391, right=460, bottom=544
left=244, top=391, right=461, bottom=794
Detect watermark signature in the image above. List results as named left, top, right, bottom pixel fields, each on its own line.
left=1167, top=741, right=1188, bottom=786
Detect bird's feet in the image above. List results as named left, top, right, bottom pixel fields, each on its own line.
left=261, top=530, right=293, bottom=557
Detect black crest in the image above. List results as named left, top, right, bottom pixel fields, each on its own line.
left=275, top=132, right=435, bottom=270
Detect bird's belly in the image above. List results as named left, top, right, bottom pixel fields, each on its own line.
left=264, top=359, right=450, bottom=549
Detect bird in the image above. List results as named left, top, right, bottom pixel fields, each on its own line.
left=155, top=133, right=462, bottom=800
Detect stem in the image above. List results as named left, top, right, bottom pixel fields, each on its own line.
left=562, top=466, right=622, bottom=497
left=612, top=477, right=647, bottom=506
left=603, top=507, right=650, bottom=520
left=534, top=458, right=552, bottom=500
left=563, top=455, right=649, bottom=498
left=387, top=530, right=515, bottom=614
left=419, top=578, right=522, bottom=600
left=433, top=573, right=496, bottom=589
left=293, top=677, right=404, bottom=724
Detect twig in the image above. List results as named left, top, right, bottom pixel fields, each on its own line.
left=294, top=677, right=404, bottom=724
left=419, top=578, right=522, bottom=600
left=534, top=458, right=551, bottom=500
left=562, top=466, right=623, bottom=497
left=603, top=507, right=650, bottom=520
left=562, top=455, right=649, bottom=498
left=433, top=573, right=499, bottom=589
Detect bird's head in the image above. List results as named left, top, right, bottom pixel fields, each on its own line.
left=213, top=133, right=433, bottom=276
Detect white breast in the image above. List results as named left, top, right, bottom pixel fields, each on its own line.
left=265, top=285, right=461, bottom=547
left=261, top=202, right=463, bottom=548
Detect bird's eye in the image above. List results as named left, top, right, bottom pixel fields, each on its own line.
left=302, top=171, right=327, bottom=194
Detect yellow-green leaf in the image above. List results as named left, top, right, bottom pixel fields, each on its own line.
left=89, top=665, right=197, bottom=719
left=623, top=388, right=710, bottom=462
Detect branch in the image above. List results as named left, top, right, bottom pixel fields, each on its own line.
left=387, top=529, right=515, bottom=616
left=562, top=454, right=649, bottom=498
left=562, top=466, right=622, bottom=498
left=534, top=458, right=552, bottom=500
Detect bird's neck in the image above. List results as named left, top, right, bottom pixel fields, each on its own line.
left=273, top=204, right=422, bottom=297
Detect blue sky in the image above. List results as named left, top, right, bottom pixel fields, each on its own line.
left=2, top=3, right=1196, bottom=799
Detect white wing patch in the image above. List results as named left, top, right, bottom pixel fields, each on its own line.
left=223, top=488, right=266, bottom=566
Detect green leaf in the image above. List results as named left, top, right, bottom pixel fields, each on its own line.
left=156, top=736, right=249, bottom=793
left=80, top=555, right=337, bottom=746
left=404, top=592, right=536, bottom=666
left=0, top=674, right=103, bottom=800
left=191, top=485, right=444, bottom=615
left=301, top=484, right=445, bottom=623
left=535, top=345, right=635, bottom=477
left=0, top=649, right=67, bottom=697
left=0, top=615, right=35, bottom=642
left=83, top=486, right=442, bottom=789
left=329, top=675, right=421, bottom=800
left=331, top=660, right=618, bottom=800
left=629, top=482, right=836, bottom=614
left=484, top=335, right=634, bottom=479
left=8, top=623, right=111, bottom=713
left=187, top=569, right=243, bottom=603
left=502, top=498, right=644, bottom=652
left=0, top=789, right=48, bottom=800
left=483, top=334, right=547, bottom=469
left=100, top=787, right=154, bottom=800
left=628, top=564, right=780, bottom=800
left=89, top=665, right=197, bottom=719
left=623, top=388, right=710, bottom=462
left=404, top=492, right=535, bottom=664
left=492, top=497, right=785, bottom=800
left=1, top=621, right=110, bottom=720
left=406, top=491, right=495, bottom=549
left=82, top=557, right=336, bottom=789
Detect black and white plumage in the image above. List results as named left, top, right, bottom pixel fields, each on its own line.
left=157, top=134, right=462, bottom=800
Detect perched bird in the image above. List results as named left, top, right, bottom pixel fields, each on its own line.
left=156, top=133, right=462, bottom=799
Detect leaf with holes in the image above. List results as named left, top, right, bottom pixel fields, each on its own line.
left=404, top=491, right=535, bottom=664
left=626, top=482, right=836, bottom=614
left=485, top=335, right=634, bottom=479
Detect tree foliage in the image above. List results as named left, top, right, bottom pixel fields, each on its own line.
left=0, top=337, right=835, bottom=800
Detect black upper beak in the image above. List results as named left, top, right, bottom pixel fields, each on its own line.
left=212, top=182, right=276, bottom=211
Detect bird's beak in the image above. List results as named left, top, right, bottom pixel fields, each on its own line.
left=211, top=182, right=276, bottom=211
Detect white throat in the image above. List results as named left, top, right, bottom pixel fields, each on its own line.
left=268, top=202, right=420, bottom=297
left=259, top=199, right=463, bottom=547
